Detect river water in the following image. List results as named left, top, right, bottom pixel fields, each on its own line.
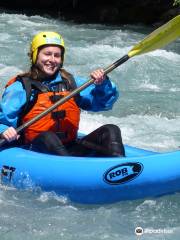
left=0, top=12, right=180, bottom=240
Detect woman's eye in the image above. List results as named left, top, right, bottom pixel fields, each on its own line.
left=44, top=52, right=51, bottom=56
left=54, top=54, right=61, bottom=58
left=44, top=52, right=60, bottom=58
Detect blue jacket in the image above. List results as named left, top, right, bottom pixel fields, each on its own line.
left=0, top=73, right=119, bottom=133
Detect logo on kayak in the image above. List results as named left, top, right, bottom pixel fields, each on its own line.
left=103, top=162, right=143, bottom=185
left=0, top=165, right=16, bottom=184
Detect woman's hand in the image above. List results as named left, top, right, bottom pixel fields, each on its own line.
left=2, top=127, right=20, bottom=142
left=90, top=69, right=106, bottom=85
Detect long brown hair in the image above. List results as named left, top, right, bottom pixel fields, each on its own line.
left=18, top=66, right=74, bottom=86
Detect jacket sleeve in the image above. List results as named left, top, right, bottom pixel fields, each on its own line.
left=74, top=76, right=119, bottom=111
left=0, top=81, right=26, bottom=133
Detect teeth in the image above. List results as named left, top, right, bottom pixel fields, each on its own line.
left=46, top=66, right=54, bottom=69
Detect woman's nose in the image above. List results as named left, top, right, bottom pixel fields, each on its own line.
left=49, top=54, right=55, bottom=61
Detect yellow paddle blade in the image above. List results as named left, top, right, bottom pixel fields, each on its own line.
left=128, top=15, right=180, bottom=58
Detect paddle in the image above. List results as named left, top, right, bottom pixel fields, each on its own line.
left=0, top=15, right=180, bottom=147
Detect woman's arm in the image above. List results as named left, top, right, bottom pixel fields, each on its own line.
left=0, top=81, right=26, bottom=140
left=75, top=69, right=119, bottom=111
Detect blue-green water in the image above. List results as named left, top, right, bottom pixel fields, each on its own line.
left=0, top=13, right=180, bottom=240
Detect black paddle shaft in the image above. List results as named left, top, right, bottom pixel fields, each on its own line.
left=0, top=54, right=129, bottom=147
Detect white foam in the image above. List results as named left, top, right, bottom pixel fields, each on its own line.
left=0, top=66, right=22, bottom=77
left=147, top=49, right=180, bottom=62
left=37, top=192, right=68, bottom=204
left=79, top=112, right=180, bottom=152
left=138, top=82, right=161, bottom=91
left=0, top=32, right=11, bottom=41
left=169, top=87, right=180, bottom=92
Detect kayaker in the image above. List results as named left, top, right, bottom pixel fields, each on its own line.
left=0, top=31, right=125, bottom=157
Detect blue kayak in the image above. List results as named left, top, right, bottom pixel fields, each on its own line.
left=0, top=145, right=180, bottom=204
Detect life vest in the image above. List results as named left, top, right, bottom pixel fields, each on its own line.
left=5, top=73, right=81, bottom=144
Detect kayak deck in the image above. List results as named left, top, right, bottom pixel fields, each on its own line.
left=0, top=145, right=180, bottom=204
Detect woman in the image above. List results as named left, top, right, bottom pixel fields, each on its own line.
left=0, top=31, right=125, bottom=157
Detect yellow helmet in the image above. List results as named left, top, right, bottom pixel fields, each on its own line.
left=30, top=31, right=65, bottom=64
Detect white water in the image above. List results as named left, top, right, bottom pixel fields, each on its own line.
left=0, top=12, right=180, bottom=240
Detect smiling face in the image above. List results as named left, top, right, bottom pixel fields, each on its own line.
left=36, top=45, right=62, bottom=77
